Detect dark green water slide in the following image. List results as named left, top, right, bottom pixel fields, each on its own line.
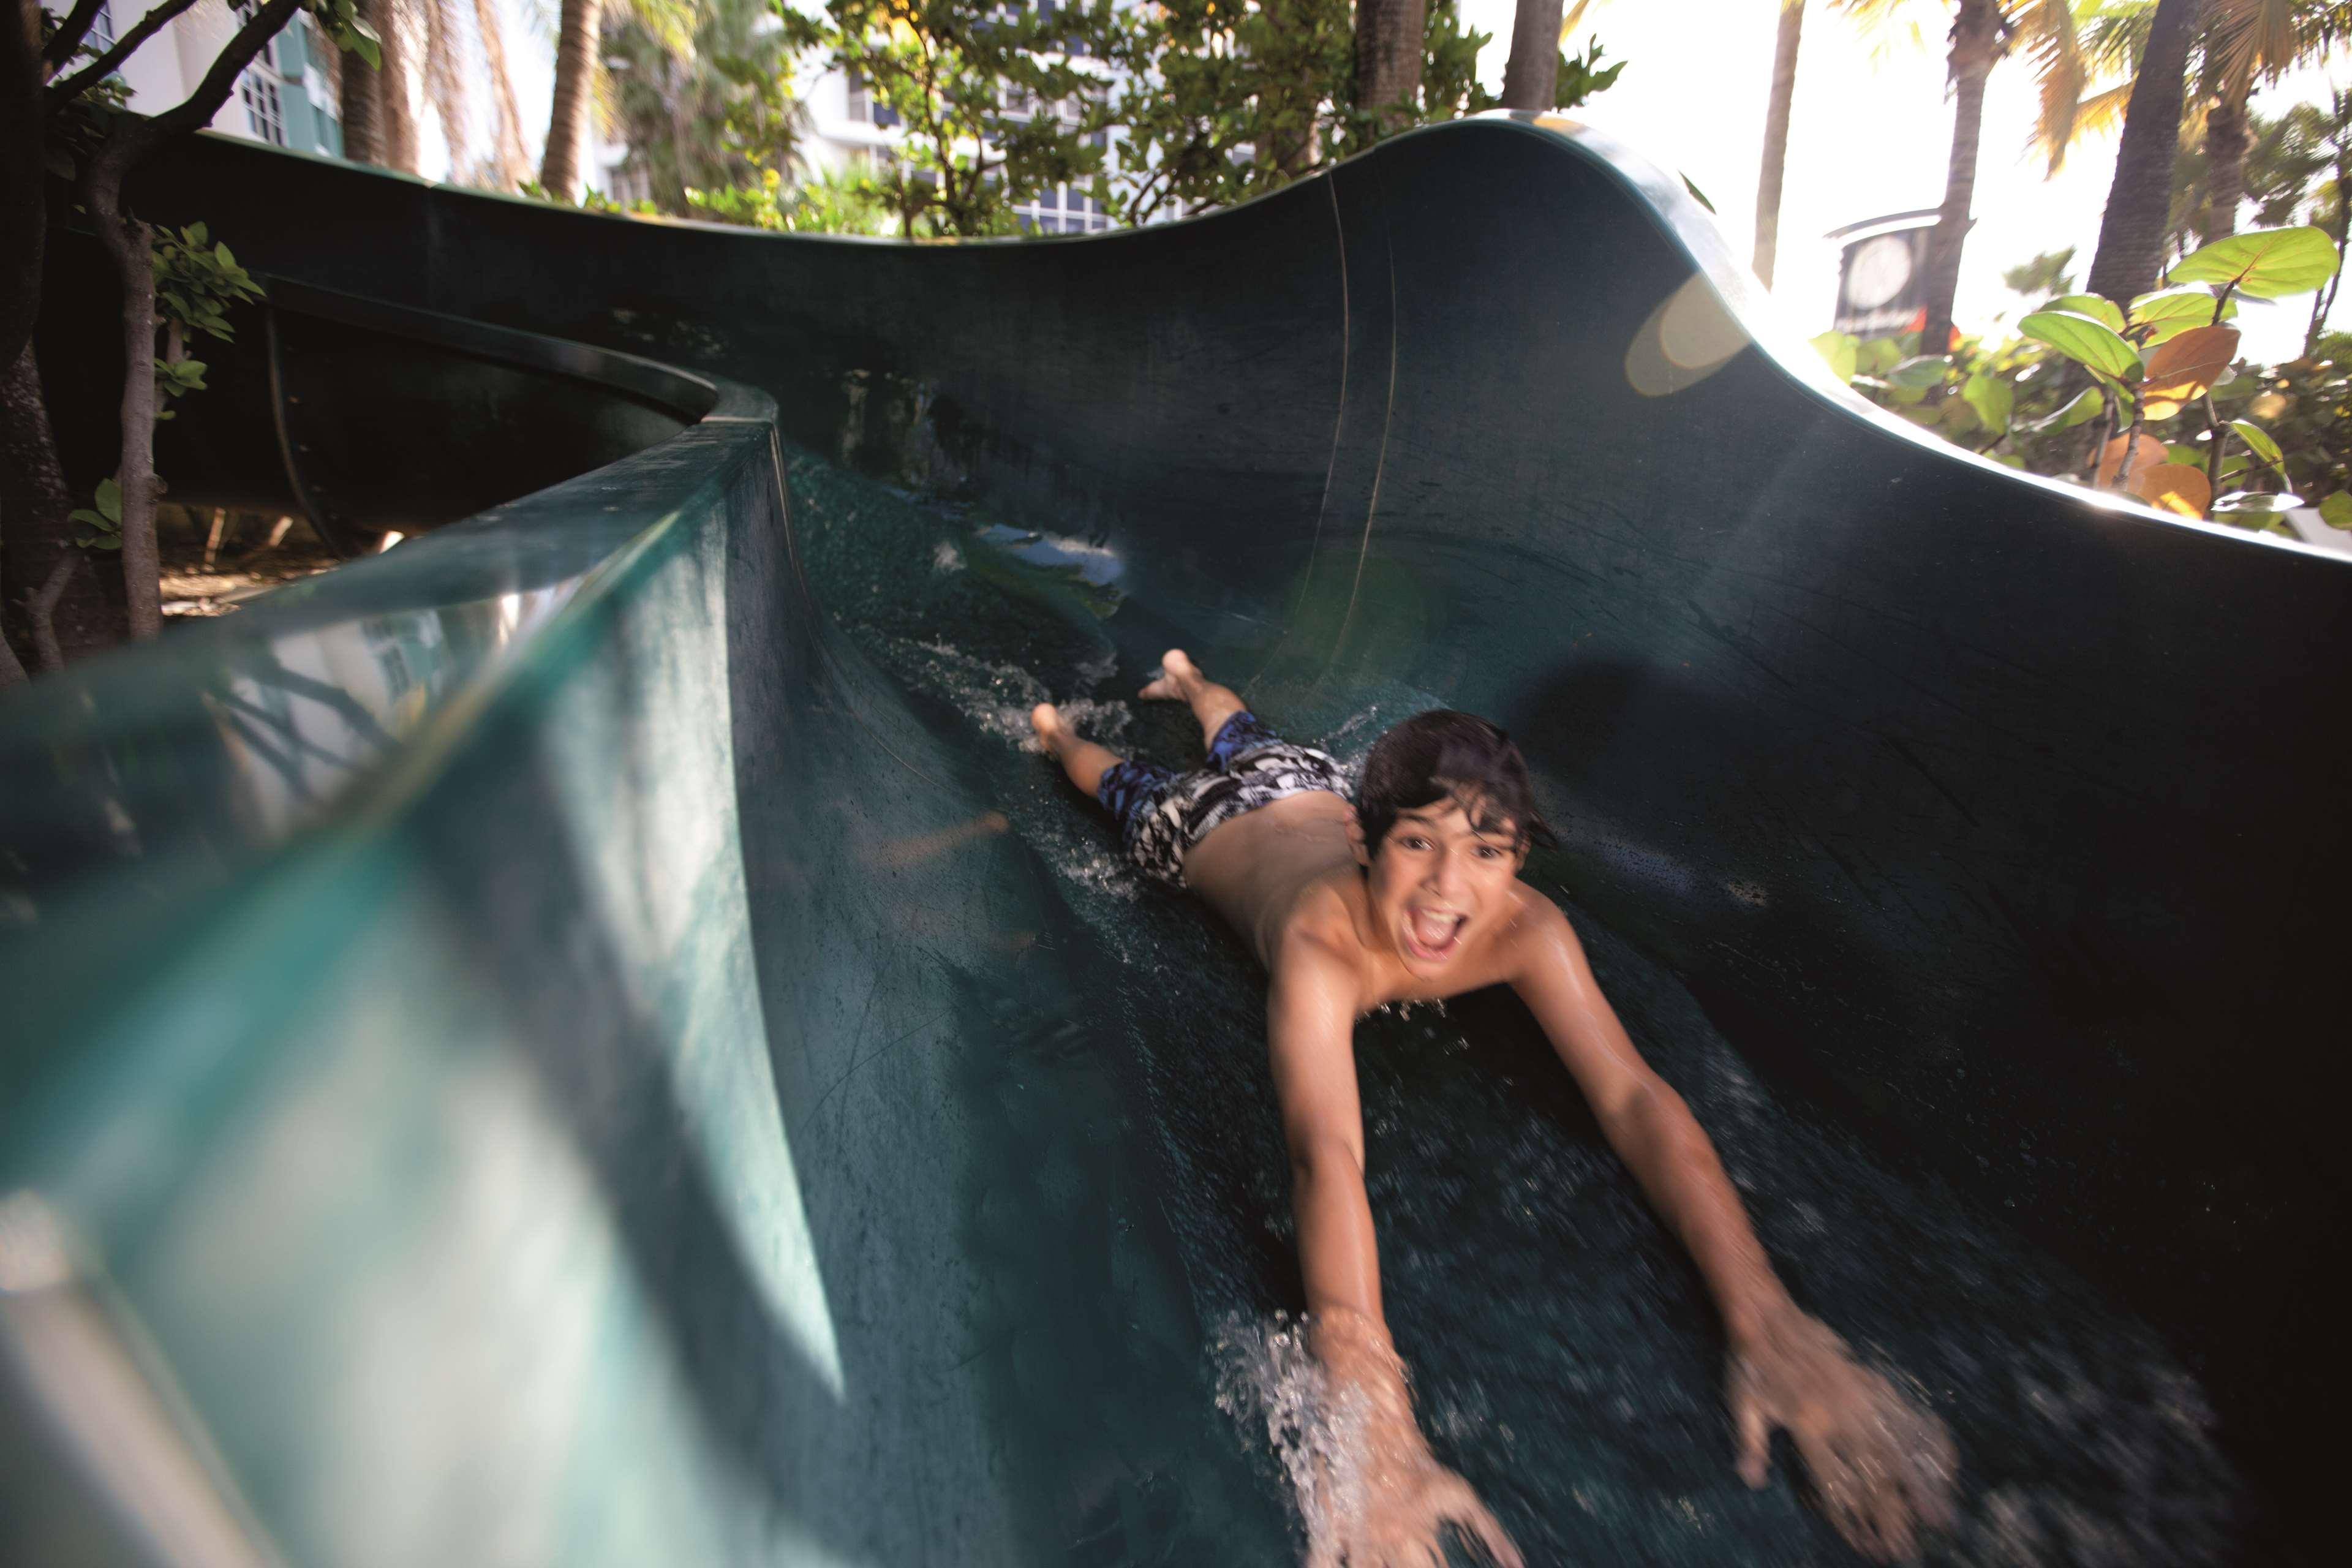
left=4, top=116, right=2345, bottom=1565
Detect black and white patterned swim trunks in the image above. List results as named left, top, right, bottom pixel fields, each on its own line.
left=1094, top=711, right=1351, bottom=888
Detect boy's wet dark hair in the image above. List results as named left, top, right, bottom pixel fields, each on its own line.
left=1355, top=710, right=1556, bottom=857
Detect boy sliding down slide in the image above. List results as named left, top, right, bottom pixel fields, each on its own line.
left=1030, top=651, right=1956, bottom=1567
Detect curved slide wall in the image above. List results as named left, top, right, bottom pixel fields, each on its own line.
left=3, top=116, right=2348, bottom=1559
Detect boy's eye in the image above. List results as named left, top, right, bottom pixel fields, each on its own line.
left=1476, top=845, right=1502, bottom=860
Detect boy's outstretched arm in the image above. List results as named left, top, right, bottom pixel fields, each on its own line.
left=1508, top=899, right=1956, bottom=1562
left=1266, top=935, right=1523, bottom=1568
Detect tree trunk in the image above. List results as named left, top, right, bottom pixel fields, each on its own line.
left=3, top=0, right=45, bottom=379
left=1918, top=0, right=1999, bottom=357
left=2203, top=86, right=2249, bottom=243
left=1354, top=0, right=1428, bottom=134
left=340, top=0, right=384, bottom=165
left=1501, top=0, right=1564, bottom=113
left=2, top=345, right=120, bottom=670
left=380, top=0, right=420, bottom=174
left=542, top=0, right=602, bottom=200
left=94, top=212, right=160, bottom=639
left=2086, top=0, right=2204, bottom=306
left=473, top=0, right=533, bottom=190
left=1752, top=0, right=1804, bottom=286
left=420, top=0, right=469, bottom=179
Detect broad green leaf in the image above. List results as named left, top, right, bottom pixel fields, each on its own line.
left=2129, top=287, right=2234, bottom=342
left=2227, top=419, right=2283, bottom=465
left=2016, top=386, right=2102, bottom=434
left=1889, top=354, right=1951, bottom=390
left=1961, top=369, right=2012, bottom=433
left=1809, top=330, right=1859, bottom=383
left=2168, top=225, right=2341, bottom=298
left=2046, top=293, right=2126, bottom=332
left=68, top=509, right=109, bottom=529
left=1939, top=398, right=1981, bottom=435
left=214, top=242, right=235, bottom=268
left=2019, top=310, right=2143, bottom=382
left=2320, top=491, right=2352, bottom=528
left=94, top=478, right=121, bottom=522
left=2166, top=443, right=2204, bottom=466
left=187, top=222, right=207, bottom=246
left=1856, top=337, right=1902, bottom=375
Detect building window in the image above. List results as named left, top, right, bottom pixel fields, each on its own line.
left=1014, top=183, right=1110, bottom=235
left=89, top=0, right=115, bottom=48
left=241, top=70, right=285, bottom=145
left=846, top=70, right=899, bottom=129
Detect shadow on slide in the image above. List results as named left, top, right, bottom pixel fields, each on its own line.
left=2, top=113, right=2345, bottom=1565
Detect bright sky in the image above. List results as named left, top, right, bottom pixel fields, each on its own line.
left=1459, top=0, right=2352, bottom=364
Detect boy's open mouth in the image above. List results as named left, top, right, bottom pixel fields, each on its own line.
left=1403, top=908, right=1467, bottom=962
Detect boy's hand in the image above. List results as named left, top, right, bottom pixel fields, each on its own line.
left=1727, top=1310, right=1958, bottom=1561
left=1308, top=1313, right=1523, bottom=1568
left=1308, top=1444, right=1521, bottom=1568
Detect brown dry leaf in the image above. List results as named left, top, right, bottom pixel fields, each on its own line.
left=2128, top=462, right=2212, bottom=518
left=2139, top=325, right=2241, bottom=404
left=2095, top=432, right=2170, bottom=486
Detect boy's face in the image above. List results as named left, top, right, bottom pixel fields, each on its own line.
left=1363, top=794, right=1525, bottom=979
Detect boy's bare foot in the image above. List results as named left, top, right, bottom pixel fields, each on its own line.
left=1029, top=702, right=1069, bottom=757
left=1139, top=648, right=1200, bottom=702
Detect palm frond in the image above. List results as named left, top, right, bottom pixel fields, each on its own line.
left=2020, top=1, right=2086, bottom=175
left=2206, top=0, right=2302, bottom=92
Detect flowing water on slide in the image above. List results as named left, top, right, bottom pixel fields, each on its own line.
left=783, top=446, right=2256, bottom=1567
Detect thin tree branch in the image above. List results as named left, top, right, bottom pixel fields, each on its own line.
left=41, top=0, right=109, bottom=69
left=46, top=0, right=201, bottom=110
left=112, top=0, right=298, bottom=154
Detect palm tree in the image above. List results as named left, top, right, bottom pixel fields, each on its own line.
left=542, top=0, right=696, bottom=202
left=1909, top=1, right=2091, bottom=356
left=473, top=0, right=535, bottom=189
left=2083, top=0, right=2203, bottom=304
left=2196, top=1, right=2352, bottom=241
left=541, top=0, right=601, bottom=199
left=341, top=0, right=419, bottom=172
left=1752, top=0, right=1806, bottom=285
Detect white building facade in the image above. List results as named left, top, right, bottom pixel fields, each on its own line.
left=43, top=1, right=347, bottom=160
left=794, top=12, right=1131, bottom=235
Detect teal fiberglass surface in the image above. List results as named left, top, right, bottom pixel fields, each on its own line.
left=4, top=115, right=2349, bottom=1564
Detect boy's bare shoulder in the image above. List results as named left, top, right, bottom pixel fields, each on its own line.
left=1271, top=875, right=1368, bottom=965
left=1494, top=881, right=1575, bottom=964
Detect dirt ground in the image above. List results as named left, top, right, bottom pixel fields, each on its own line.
left=159, top=506, right=346, bottom=620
